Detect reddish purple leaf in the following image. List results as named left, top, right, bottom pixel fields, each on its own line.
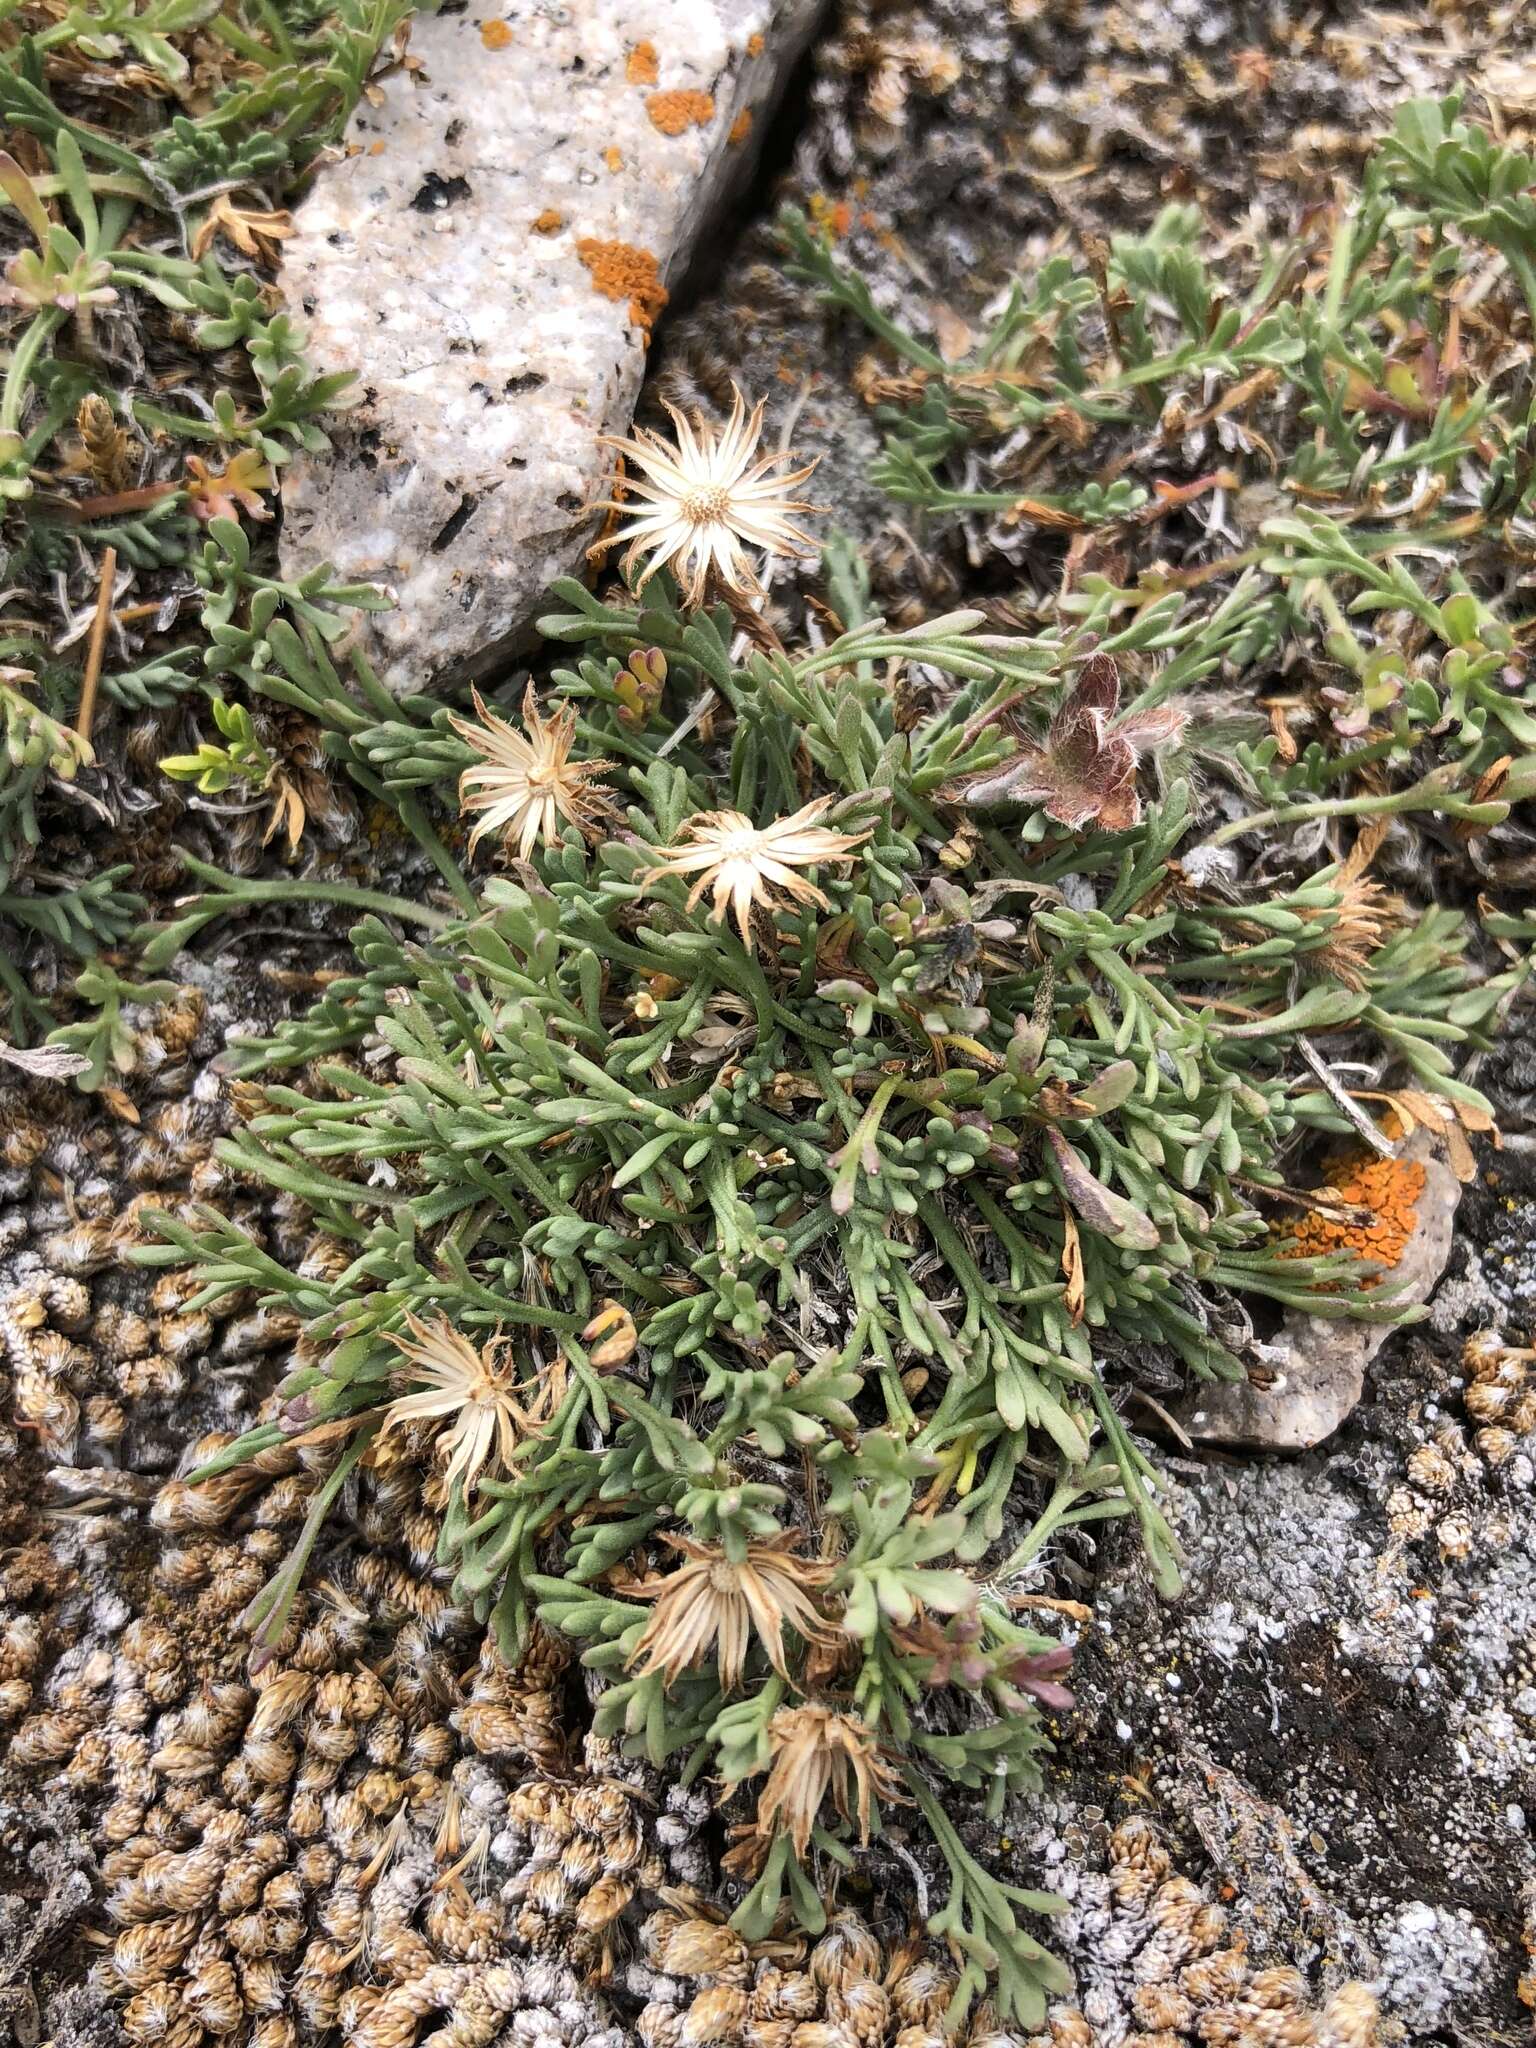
left=944, top=653, right=1186, bottom=832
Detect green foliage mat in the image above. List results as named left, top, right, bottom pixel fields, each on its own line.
left=144, top=556, right=1524, bottom=2024
left=5, top=47, right=1536, bottom=2026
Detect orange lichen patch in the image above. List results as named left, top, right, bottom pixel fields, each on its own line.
left=603, top=144, right=624, bottom=172
left=647, top=89, right=715, bottom=136
left=626, top=39, right=659, bottom=85
left=479, top=17, right=512, bottom=48
left=532, top=208, right=564, bottom=235
left=1274, top=1149, right=1427, bottom=1284
left=747, top=31, right=765, bottom=57
left=576, top=237, right=669, bottom=333
left=729, top=107, right=753, bottom=146
left=808, top=192, right=853, bottom=239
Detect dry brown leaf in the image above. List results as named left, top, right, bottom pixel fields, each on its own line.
left=73, top=395, right=137, bottom=492
left=98, top=1084, right=140, bottom=1125
left=1342, top=813, right=1390, bottom=880
left=582, top=1298, right=638, bottom=1370
left=189, top=194, right=294, bottom=267
left=262, top=776, right=306, bottom=856
left=1354, top=1086, right=1500, bottom=1184
left=1060, top=1203, right=1085, bottom=1325
left=931, top=301, right=975, bottom=362
left=1454, top=754, right=1515, bottom=842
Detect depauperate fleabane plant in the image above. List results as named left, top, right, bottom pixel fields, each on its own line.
left=138, top=533, right=1528, bottom=2023
left=122, top=89, right=1536, bottom=2031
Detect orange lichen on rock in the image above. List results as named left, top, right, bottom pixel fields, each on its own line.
left=627, top=39, right=659, bottom=85
left=1275, top=1149, right=1427, bottom=1282
left=532, top=208, right=564, bottom=235
left=576, top=238, right=669, bottom=332
left=729, top=108, right=754, bottom=146
left=647, top=89, right=715, bottom=136
left=747, top=31, right=765, bottom=56
left=809, top=192, right=853, bottom=239
left=479, top=17, right=512, bottom=48
left=604, top=144, right=624, bottom=172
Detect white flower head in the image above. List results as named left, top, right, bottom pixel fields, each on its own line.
left=594, top=384, right=820, bottom=607
left=449, top=683, right=615, bottom=861
left=643, top=795, right=872, bottom=947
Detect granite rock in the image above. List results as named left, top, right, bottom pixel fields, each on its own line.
left=278, top=0, right=823, bottom=694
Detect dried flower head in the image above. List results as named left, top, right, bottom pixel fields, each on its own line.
left=1297, top=838, right=1406, bottom=990
left=749, top=1703, right=902, bottom=1857
left=449, top=684, right=616, bottom=860
left=594, top=385, right=819, bottom=605
left=643, top=796, right=872, bottom=947
left=946, top=652, right=1185, bottom=831
left=378, top=1314, right=545, bottom=1497
left=1305, top=871, right=1402, bottom=989
left=628, top=1531, right=836, bottom=1690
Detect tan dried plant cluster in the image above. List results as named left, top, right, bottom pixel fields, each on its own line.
left=1014, top=1817, right=1382, bottom=2048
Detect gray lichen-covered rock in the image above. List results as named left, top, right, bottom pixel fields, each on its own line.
left=278, top=0, right=822, bottom=694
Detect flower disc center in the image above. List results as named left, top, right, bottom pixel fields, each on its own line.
left=683, top=483, right=733, bottom=526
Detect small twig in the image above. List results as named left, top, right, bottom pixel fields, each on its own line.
left=1129, top=1387, right=1195, bottom=1451
left=883, top=1837, right=930, bottom=1922
left=656, top=687, right=716, bottom=759
left=1295, top=1035, right=1395, bottom=1156
left=1005, top=1592, right=1094, bottom=1622
left=74, top=545, right=117, bottom=745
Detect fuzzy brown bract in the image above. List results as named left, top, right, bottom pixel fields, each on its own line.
left=945, top=653, right=1186, bottom=831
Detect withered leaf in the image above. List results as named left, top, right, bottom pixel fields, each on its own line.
left=945, top=652, right=1186, bottom=830
left=1045, top=1126, right=1161, bottom=1250
left=1060, top=1204, right=1086, bottom=1325
left=0, top=1042, right=91, bottom=1079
